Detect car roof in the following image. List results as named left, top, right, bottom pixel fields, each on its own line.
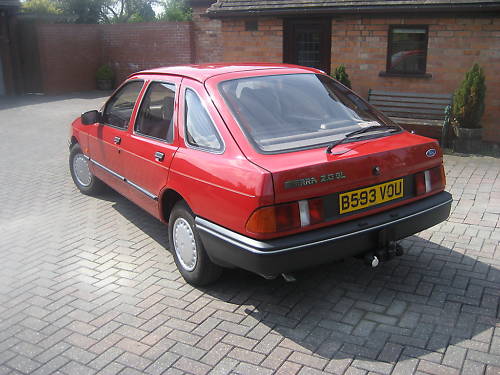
left=129, top=63, right=322, bottom=82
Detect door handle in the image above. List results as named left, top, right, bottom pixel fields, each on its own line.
left=155, top=151, right=165, bottom=162
left=113, top=136, right=121, bottom=145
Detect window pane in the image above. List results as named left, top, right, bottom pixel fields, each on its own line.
left=388, top=27, right=427, bottom=74
left=296, top=30, right=321, bottom=68
left=103, top=81, right=143, bottom=128
left=185, top=89, right=223, bottom=152
left=135, top=82, right=175, bottom=141
left=219, top=74, right=389, bottom=153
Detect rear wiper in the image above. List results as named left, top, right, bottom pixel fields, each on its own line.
left=326, top=125, right=400, bottom=154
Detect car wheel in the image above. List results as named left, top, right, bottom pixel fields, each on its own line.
left=169, top=201, right=222, bottom=286
left=69, top=144, right=104, bottom=195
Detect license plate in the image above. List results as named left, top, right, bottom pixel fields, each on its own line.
left=339, top=179, right=404, bottom=214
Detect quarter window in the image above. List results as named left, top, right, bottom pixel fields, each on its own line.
left=184, top=89, right=223, bottom=152
left=135, top=82, right=176, bottom=142
left=386, top=26, right=428, bottom=75
left=102, top=81, right=144, bottom=129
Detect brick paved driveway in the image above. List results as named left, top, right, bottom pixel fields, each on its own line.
left=0, top=94, right=499, bottom=375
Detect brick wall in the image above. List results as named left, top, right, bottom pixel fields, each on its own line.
left=36, top=22, right=192, bottom=94
left=101, top=22, right=192, bottom=83
left=37, top=24, right=101, bottom=93
left=192, top=4, right=222, bottom=63
left=330, top=15, right=500, bottom=143
left=214, top=14, right=499, bottom=143
left=221, top=18, right=283, bottom=62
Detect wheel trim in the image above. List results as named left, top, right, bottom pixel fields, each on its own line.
left=173, top=217, right=197, bottom=272
left=73, top=154, right=92, bottom=187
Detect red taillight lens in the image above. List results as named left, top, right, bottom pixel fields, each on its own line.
left=308, top=198, right=325, bottom=225
left=246, top=202, right=300, bottom=233
left=246, top=198, right=326, bottom=234
left=415, top=171, right=426, bottom=195
left=415, top=165, right=445, bottom=196
left=430, top=165, right=446, bottom=190
left=276, top=203, right=301, bottom=232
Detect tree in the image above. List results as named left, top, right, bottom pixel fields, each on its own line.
left=332, top=64, right=352, bottom=89
left=56, top=0, right=158, bottom=23
left=21, top=0, right=62, bottom=15
left=57, top=0, right=104, bottom=23
left=452, top=63, right=486, bottom=129
left=157, top=0, right=192, bottom=21
left=99, top=0, right=158, bottom=23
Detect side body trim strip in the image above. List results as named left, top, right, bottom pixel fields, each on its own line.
left=88, top=157, right=158, bottom=201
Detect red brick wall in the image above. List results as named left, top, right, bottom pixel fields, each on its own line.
left=330, top=15, right=500, bottom=143
left=37, top=24, right=101, bottom=93
left=221, top=18, right=283, bottom=62
left=36, top=22, right=192, bottom=94
left=101, top=22, right=192, bottom=83
left=192, top=4, right=222, bottom=63
left=214, top=14, right=499, bottom=143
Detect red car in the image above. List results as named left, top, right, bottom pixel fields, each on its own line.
left=69, top=63, right=452, bottom=285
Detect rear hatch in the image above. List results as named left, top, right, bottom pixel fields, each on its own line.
left=248, top=132, right=443, bottom=218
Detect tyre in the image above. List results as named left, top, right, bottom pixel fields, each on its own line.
left=69, top=144, right=105, bottom=195
left=169, top=201, right=222, bottom=286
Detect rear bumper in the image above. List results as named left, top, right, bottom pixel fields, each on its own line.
left=196, top=191, right=452, bottom=276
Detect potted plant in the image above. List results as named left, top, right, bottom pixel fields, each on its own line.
left=332, top=64, right=352, bottom=88
left=96, top=64, right=115, bottom=90
left=450, top=63, right=486, bottom=152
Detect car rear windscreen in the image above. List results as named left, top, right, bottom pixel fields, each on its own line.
left=219, top=73, right=393, bottom=153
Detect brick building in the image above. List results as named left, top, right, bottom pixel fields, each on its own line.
left=0, top=0, right=20, bottom=95
left=191, top=0, right=500, bottom=144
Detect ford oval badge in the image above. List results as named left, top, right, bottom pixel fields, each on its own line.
left=426, top=148, right=437, bottom=158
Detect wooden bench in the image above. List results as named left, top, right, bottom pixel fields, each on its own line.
left=367, top=89, right=452, bottom=140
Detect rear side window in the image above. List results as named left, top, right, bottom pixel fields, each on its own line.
left=184, top=89, right=223, bottom=152
left=135, top=82, right=176, bottom=142
left=102, top=81, right=144, bottom=129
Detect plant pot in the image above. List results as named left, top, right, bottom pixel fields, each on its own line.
left=97, top=79, right=113, bottom=91
left=452, top=126, right=483, bottom=153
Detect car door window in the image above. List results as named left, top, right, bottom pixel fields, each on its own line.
left=135, top=82, right=175, bottom=142
left=185, top=89, right=223, bottom=152
left=102, top=81, right=144, bottom=129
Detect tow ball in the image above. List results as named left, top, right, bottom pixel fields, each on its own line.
left=364, top=241, right=404, bottom=268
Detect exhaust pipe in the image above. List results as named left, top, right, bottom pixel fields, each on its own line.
left=281, top=273, right=296, bottom=282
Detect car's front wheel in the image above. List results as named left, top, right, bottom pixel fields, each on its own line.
left=169, top=201, right=222, bottom=286
left=69, top=144, right=104, bottom=195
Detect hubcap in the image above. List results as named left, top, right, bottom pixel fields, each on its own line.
left=173, top=218, right=197, bottom=271
left=73, top=154, right=92, bottom=187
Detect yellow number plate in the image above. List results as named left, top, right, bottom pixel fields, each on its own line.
left=339, top=179, right=404, bottom=214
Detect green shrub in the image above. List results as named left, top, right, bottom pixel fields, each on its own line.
left=451, top=63, right=486, bottom=129
left=96, top=64, right=114, bottom=81
left=21, top=0, right=62, bottom=15
left=332, top=64, right=351, bottom=89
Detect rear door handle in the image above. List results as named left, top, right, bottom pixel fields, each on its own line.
left=155, top=151, right=165, bottom=162
left=113, top=136, right=121, bottom=144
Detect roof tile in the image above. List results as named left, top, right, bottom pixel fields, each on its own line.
left=208, top=0, right=500, bottom=14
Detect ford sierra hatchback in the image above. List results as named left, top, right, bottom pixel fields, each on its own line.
left=69, top=63, right=452, bottom=285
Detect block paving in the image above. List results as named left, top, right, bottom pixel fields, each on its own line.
left=0, top=94, right=499, bottom=374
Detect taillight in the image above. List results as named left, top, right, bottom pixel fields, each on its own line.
left=308, top=198, right=325, bottom=225
left=415, top=165, right=445, bottom=196
left=246, top=202, right=300, bottom=233
left=246, top=198, right=325, bottom=234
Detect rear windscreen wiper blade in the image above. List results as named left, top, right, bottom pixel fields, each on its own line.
left=326, top=125, right=400, bottom=154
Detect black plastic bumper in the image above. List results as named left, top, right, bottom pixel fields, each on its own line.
left=196, top=191, right=452, bottom=276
